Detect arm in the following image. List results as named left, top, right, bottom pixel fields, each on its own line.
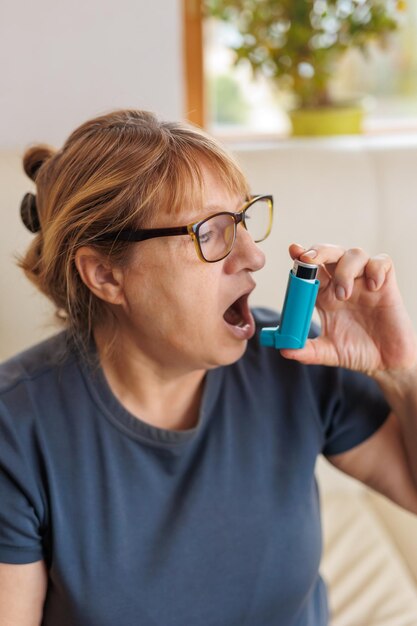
left=0, top=561, right=47, bottom=626
left=373, top=362, right=417, bottom=498
left=326, top=411, right=417, bottom=515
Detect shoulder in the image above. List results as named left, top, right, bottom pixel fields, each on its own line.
left=245, top=306, right=320, bottom=367
left=251, top=306, right=280, bottom=328
left=247, top=306, right=376, bottom=396
left=0, top=333, right=77, bottom=428
left=232, top=306, right=323, bottom=392
left=0, top=332, right=86, bottom=453
left=0, top=332, right=72, bottom=396
left=243, top=307, right=349, bottom=413
left=245, top=307, right=389, bottom=453
left=251, top=306, right=320, bottom=338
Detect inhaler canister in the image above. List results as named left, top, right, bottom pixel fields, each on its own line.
left=260, top=260, right=320, bottom=349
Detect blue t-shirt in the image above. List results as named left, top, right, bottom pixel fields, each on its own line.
left=0, top=308, right=389, bottom=626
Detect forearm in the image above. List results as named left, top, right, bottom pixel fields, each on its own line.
left=373, top=363, right=417, bottom=490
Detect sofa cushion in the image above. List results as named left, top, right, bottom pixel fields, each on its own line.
left=318, top=458, right=417, bottom=625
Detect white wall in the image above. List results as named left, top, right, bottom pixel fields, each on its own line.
left=0, top=0, right=183, bottom=149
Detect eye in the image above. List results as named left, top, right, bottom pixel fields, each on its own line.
left=199, top=218, right=221, bottom=243
left=199, top=230, right=213, bottom=244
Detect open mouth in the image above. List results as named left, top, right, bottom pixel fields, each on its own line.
left=223, top=294, right=250, bottom=327
left=223, top=292, right=255, bottom=339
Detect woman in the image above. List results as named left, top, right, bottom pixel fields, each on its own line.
left=1, top=109, right=417, bottom=626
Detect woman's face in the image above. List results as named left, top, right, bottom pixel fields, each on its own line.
left=115, top=165, right=266, bottom=371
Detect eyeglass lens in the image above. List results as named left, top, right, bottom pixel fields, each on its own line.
left=198, top=213, right=236, bottom=262
left=198, top=197, right=271, bottom=262
left=244, top=197, right=271, bottom=243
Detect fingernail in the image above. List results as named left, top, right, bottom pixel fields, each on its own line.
left=303, top=250, right=317, bottom=259
left=368, top=279, right=377, bottom=290
left=336, top=285, right=346, bottom=300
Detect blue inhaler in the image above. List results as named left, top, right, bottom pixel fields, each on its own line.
left=260, top=260, right=320, bottom=349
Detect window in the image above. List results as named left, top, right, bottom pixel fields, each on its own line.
left=183, top=0, right=417, bottom=136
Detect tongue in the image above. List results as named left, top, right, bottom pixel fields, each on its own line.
left=224, top=298, right=245, bottom=326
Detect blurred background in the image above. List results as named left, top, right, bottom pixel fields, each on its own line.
left=1, top=0, right=417, bottom=359
left=205, top=0, right=417, bottom=135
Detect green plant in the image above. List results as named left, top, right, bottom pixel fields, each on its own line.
left=204, top=0, right=404, bottom=108
left=210, top=74, right=250, bottom=123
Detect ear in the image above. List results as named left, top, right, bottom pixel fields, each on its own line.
left=74, top=246, right=125, bottom=306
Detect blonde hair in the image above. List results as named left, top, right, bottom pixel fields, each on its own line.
left=19, top=109, right=250, bottom=353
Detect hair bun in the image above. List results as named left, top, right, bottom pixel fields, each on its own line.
left=20, top=192, right=41, bottom=233
left=23, top=144, right=55, bottom=181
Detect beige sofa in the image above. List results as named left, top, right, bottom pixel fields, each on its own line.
left=318, top=457, right=417, bottom=625
left=2, top=145, right=417, bottom=624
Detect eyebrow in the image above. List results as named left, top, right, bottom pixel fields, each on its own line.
left=197, top=199, right=243, bottom=220
left=199, top=204, right=225, bottom=218
left=168, top=197, right=246, bottom=229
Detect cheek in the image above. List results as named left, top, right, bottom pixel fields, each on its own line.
left=160, top=273, right=222, bottom=342
left=172, top=274, right=220, bottom=319
left=123, top=241, right=223, bottom=327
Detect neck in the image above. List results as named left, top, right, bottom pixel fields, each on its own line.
left=93, top=326, right=207, bottom=431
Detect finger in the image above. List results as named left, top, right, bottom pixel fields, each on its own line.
left=299, top=244, right=347, bottom=291
left=331, top=247, right=370, bottom=300
left=288, top=243, right=337, bottom=291
left=289, top=243, right=345, bottom=264
left=299, top=243, right=347, bottom=266
left=289, top=243, right=333, bottom=291
left=364, top=253, right=393, bottom=291
left=280, top=337, right=339, bottom=367
left=289, top=243, right=306, bottom=259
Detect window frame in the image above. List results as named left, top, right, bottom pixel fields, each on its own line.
left=182, top=0, right=205, bottom=128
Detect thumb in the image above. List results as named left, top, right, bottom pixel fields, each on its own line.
left=279, top=337, right=338, bottom=367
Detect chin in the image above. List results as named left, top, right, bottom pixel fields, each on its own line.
left=207, top=340, right=248, bottom=369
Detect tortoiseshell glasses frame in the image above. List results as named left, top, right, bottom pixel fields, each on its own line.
left=97, top=194, right=273, bottom=263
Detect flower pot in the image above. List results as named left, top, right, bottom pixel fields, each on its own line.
left=288, top=105, right=364, bottom=137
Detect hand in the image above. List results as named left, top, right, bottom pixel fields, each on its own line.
left=280, top=243, right=417, bottom=378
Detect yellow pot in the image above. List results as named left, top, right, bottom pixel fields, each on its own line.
left=289, top=105, right=364, bottom=137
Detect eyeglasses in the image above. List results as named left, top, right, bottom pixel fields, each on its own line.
left=98, top=194, right=273, bottom=263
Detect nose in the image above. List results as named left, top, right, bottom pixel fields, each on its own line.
left=224, top=224, right=266, bottom=274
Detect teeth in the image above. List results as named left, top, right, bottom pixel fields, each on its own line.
left=223, top=293, right=252, bottom=330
